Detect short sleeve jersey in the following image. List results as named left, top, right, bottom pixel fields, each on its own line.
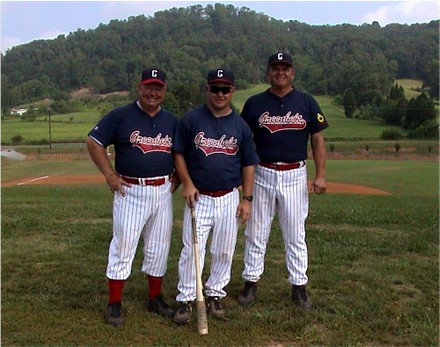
left=88, top=101, right=178, bottom=178
left=241, top=88, right=329, bottom=163
left=174, top=104, right=260, bottom=191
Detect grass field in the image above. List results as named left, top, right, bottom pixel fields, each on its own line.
left=1, top=79, right=438, bottom=345
left=1, top=156, right=439, bottom=346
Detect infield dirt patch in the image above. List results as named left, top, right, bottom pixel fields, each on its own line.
left=1, top=175, right=390, bottom=195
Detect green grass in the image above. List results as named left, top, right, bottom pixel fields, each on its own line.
left=1, top=115, right=99, bottom=143
left=395, top=78, right=423, bottom=100
left=1, top=158, right=438, bottom=346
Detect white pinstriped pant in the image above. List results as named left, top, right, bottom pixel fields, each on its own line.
left=176, top=189, right=239, bottom=302
left=106, top=180, right=173, bottom=280
left=242, top=165, right=309, bottom=286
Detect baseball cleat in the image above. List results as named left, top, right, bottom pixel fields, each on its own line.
left=105, top=301, right=124, bottom=327
left=291, top=285, right=312, bottom=310
left=173, top=301, right=193, bottom=324
left=237, top=281, right=257, bottom=307
left=147, top=295, right=174, bottom=317
left=206, top=296, right=225, bottom=319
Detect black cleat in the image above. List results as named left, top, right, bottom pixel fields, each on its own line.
left=147, top=295, right=174, bottom=317
left=105, top=301, right=124, bottom=327
left=291, top=285, right=312, bottom=310
left=173, top=301, right=193, bottom=325
left=237, top=281, right=257, bottom=307
left=206, top=296, right=225, bottom=319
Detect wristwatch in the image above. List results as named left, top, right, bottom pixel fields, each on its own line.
left=242, top=195, right=253, bottom=202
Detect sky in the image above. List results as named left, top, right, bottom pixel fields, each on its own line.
left=1, top=1, right=439, bottom=53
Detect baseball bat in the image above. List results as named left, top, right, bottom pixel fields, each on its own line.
left=191, top=207, right=208, bottom=335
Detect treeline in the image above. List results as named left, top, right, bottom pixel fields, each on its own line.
left=343, top=83, right=438, bottom=139
left=1, top=3, right=439, bottom=115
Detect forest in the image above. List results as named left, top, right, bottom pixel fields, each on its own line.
left=1, top=3, right=439, bottom=137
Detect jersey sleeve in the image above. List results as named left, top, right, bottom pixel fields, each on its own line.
left=173, top=117, right=190, bottom=154
left=240, top=98, right=252, bottom=124
left=239, top=120, right=260, bottom=166
left=308, top=96, right=329, bottom=134
left=87, top=108, right=122, bottom=147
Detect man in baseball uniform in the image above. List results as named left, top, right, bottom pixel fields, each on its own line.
left=237, top=52, right=329, bottom=309
left=86, top=68, right=179, bottom=326
left=172, top=68, right=260, bottom=324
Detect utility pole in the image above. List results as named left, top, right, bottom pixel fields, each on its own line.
left=48, top=107, right=52, bottom=150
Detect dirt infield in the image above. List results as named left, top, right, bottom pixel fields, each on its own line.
left=1, top=175, right=390, bottom=195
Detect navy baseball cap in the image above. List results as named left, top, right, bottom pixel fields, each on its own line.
left=267, top=52, right=293, bottom=67
left=140, top=68, right=166, bottom=86
left=207, top=68, right=235, bottom=85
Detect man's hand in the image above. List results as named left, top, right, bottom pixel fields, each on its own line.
left=182, top=184, right=199, bottom=208
left=236, top=200, right=252, bottom=224
left=309, top=177, right=326, bottom=195
left=170, top=173, right=181, bottom=193
left=106, top=172, right=131, bottom=196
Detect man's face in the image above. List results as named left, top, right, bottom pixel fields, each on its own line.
left=206, top=83, right=235, bottom=112
left=138, top=83, right=166, bottom=111
left=266, top=63, right=295, bottom=88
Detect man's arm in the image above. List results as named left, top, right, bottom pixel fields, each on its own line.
left=236, top=164, right=255, bottom=224
left=86, top=136, right=130, bottom=195
left=309, top=131, right=327, bottom=194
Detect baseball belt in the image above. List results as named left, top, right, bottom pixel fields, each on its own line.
left=259, top=161, right=305, bottom=171
left=121, top=175, right=167, bottom=186
left=198, top=188, right=234, bottom=197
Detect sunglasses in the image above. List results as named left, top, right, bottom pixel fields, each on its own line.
left=209, top=86, right=233, bottom=95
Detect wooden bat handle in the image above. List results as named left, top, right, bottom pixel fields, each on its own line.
left=191, top=207, right=208, bottom=335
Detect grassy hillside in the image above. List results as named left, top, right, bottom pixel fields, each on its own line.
left=0, top=80, right=430, bottom=144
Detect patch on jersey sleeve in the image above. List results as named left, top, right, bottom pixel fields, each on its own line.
left=317, top=113, right=327, bottom=124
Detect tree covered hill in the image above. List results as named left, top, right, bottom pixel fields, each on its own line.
left=1, top=3, right=439, bottom=112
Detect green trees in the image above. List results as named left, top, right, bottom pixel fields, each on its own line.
left=0, top=4, right=438, bottom=120
left=403, top=93, right=436, bottom=130
left=343, top=90, right=356, bottom=118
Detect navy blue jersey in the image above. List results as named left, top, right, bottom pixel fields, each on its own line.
left=241, top=88, right=329, bottom=163
left=174, top=104, right=260, bottom=191
left=88, top=101, right=178, bottom=178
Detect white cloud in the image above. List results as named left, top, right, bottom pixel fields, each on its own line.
left=361, top=1, right=439, bottom=25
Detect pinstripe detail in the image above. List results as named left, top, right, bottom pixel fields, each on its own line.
left=106, top=180, right=173, bottom=280
left=243, top=165, right=309, bottom=285
left=176, top=189, right=239, bottom=302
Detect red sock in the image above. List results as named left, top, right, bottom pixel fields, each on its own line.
left=108, top=279, right=125, bottom=304
left=148, top=275, right=163, bottom=300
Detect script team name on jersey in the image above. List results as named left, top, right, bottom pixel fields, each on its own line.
left=130, top=131, right=172, bottom=154
left=258, top=111, right=306, bottom=133
left=194, top=132, right=238, bottom=156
